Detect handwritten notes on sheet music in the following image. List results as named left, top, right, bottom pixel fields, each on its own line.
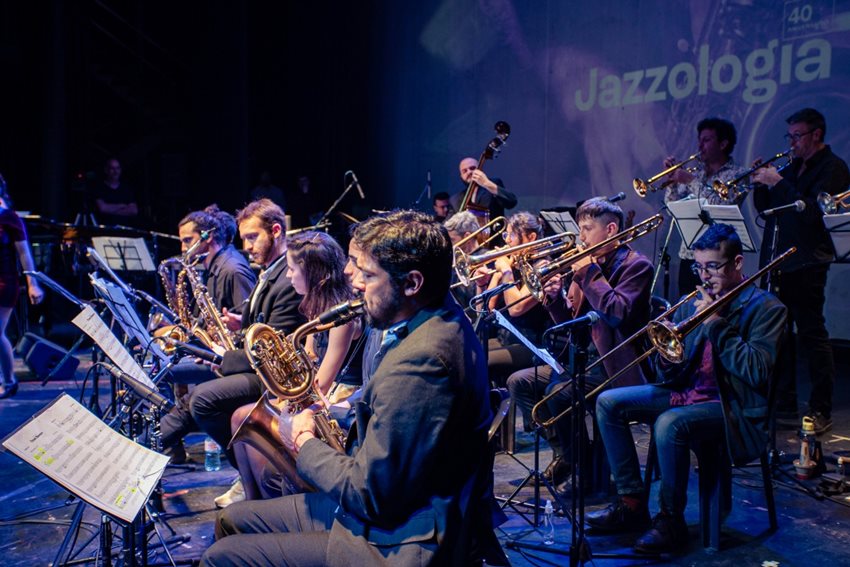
left=1, top=394, right=168, bottom=523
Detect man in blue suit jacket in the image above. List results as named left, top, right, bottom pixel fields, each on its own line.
left=202, top=210, right=494, bottom=566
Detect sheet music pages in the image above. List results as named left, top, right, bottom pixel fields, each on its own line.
left=540, top=210, right=580, bottom=236
left=1, top=393, right=169, bottom=523
left=91, top=236, right=156, bottom=272
left=493, top=310, right=565, bottom=375
left=72, top=305, right=157, bottom=389
left=703, top=204, right=756, bottom=252
left=666, top=198, right=708, bottom=248
left=824, top=212, right=850, bottom=261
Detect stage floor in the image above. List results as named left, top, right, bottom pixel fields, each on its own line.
left=1, top=352, right=849, bottom=566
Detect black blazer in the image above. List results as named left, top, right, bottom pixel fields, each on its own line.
left=219, top=256, right=303, bottom=375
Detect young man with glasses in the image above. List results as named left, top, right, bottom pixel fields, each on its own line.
left=752, top=108, right=850, bottom=434
left=586, top=223, right=787, bottom=553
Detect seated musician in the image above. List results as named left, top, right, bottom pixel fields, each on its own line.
left=450, top=156, right=517, bottom=222
left=432, top=191, right=454, bottom=222
left=159, top=199, right=303, bottom=472
left=663, top=118, right=748, bottom=296
left=222, top=231, right=363, bottom=505
left=586, top=223, right=787, bottom=554
left=509, top=197, right=653, bottom=487
left=201, top=210, right=493, bottom=567
left=486, top=212, right=551, bottom=389
left=445, top=211, right=490, bottom=313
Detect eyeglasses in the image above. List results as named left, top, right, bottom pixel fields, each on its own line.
left=784, top=130, right=815, bottom=143
left=691, top=260, right=729, bottom=275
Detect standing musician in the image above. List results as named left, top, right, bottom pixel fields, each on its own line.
left=752, top=108, right=850, bottom=434
left=201, top=210, right=493, bottom=567
left=450, top=156, right=517, bottom=222
left=159, top=199, right=303, bottom=468
left=509, top=197, right=653, bottom=487
left=663, top=118, right=748, bottom=297
left=587, top=224, right=787, bottom=554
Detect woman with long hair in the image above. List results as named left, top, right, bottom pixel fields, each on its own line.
left=219, top=231, right=362, bottom=505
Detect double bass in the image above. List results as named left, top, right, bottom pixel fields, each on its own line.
left=458, top=121, right=511, bottom=224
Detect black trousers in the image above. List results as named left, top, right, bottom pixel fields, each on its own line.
left=775, top=265, right=834, bottom=417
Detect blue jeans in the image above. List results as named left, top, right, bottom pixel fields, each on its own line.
left=596, top=384, right=724, bottom=514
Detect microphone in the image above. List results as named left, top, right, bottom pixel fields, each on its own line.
left=470, top=280, right=519, bottom=305
left=350, top=171, right=365, bottom=199
left=426, top=170, right=432, bottom=199
left=317, top=298, right=366, bottom=326
left=544, top=311, right=600, bottom=335
left=100, top=363, right=173, bottom=409
left=760, top=200, right=806, bottom=217
left=163, top=337, right=224, bottom=365
left=183, top=227, right=217, bottom=260
left=606, top=192, right=626, bottom=203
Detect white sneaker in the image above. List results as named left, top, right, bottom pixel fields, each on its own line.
left=214, top=478, right=245, bottom=508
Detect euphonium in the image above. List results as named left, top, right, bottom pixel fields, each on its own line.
left=230, top=299, right=365, bottom=487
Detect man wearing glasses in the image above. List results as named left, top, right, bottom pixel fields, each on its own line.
left=586, top=223, right=787, bottom=553
left=752, top=108, right=850, bottom=435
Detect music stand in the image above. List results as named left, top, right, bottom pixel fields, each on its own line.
left=540, top=208, right=580, bottom=236
left=91, top=236, right=156, bottom=272
left=667, top=198, right=756, bottom=253
left=491, top=310, right=571, bottom=528
left=824, top=212, right=850, bottom=262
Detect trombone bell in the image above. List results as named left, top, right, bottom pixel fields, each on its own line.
left=818, top=189, right=850, bottom=215
left=646, top=321, right=685, bottom=364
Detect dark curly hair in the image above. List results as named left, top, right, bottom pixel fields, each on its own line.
left=287, top=231, right=353, bottom=318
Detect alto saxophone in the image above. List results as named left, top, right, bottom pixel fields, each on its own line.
left=152, top=257, right=191, bottom=351
left=230, top=299, right=365, bottom=489
left=182, top=257, right=238, bottom=351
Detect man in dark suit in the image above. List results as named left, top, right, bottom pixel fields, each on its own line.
left=450, top=156, right=517, bottom=221
left=201, top=210, right=493, bottom=566
left=159, top=199, right=302, bottom=465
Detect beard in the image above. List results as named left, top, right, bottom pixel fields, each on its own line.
left=365, top=284, right=404, bottom=330
left=252, top=238, right=274, bottom=266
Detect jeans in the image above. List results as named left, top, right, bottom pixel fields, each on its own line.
left=596, top=384, right=724, bottom=514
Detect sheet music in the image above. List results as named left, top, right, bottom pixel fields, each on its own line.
left=667, top=199, right=755, bottom=252
left=540, top=210, right=580, bottom=237
left=91, top=236, right=155, bottom=272
left=824, top=212, right=850, bottom=262
left=703, top=204, right=756, bottom=252
left=89, top=277, right=168, bottom=365
left=72, top=305, right=157, bottom=389
left=1, top=394, right=168, bottom=524
left=493, top=310, right=565, bottom=375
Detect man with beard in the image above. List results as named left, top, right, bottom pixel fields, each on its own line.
left=159, top=198, right=302, bottom=469
left=201, top=210, right=494, bottom=567
left=450, top=156, right=517, bottom=222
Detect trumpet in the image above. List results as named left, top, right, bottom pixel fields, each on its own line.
left=817, top=188, right=850, bottom=214
left=532, top=246, right=796, bottom=428
left=633, top=153, right=700, bottom=197
left=522, top=215, right=664, bottom=302
left=453, top=230, right=575, bottom=287
left=712, top=150, right=792, bottom=200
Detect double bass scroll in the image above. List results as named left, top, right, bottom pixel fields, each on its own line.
left=459, top=121, right=511, bottom=218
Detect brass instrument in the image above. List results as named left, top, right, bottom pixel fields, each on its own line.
left=230, top=299, right=365, bottom=487
left=452, top=216, right=507, bottom=255
left=817, top=188, right=850, bottom=214
left=522, top=214, right=664, bottom=302
left=287, top=221, right=331, bottom=236
left=532, top=247, right=796, bottom=428
left=453, top=231, right=575, bottom=287
left=151, top=257, right=191, bottom=351
left=633, top=153, right=700, bottom=197
left=712, top=150, right=792, bottom=200
left=182, top=257, right=238, bottom=351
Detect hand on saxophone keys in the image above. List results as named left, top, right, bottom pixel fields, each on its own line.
left=278, top=405, right=318, bottom=454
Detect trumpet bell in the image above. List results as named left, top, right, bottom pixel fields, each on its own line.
left=646, top=320, right=685, bottom=364
left=633, top=178, right=650, bottom=197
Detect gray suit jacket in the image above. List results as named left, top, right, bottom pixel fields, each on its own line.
left=296, top=298, right=492, bottom=566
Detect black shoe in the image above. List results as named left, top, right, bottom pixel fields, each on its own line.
left=0, top=379, right=18, bottom=399
left=807, top=411, right=832, bottom=435
left=164, top=441, right=187, bottom=465
left=542, top=456, right=571, bottom=486
left=775, top=408, right=799, bottom=430
left=634, top=512, right=689, bottom=554
left=586, top=499, right=650, bottom=533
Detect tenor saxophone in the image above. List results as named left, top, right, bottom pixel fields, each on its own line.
left=152, top=257, right=191, bottom=352
left=229, top=299, right=365, bottom=489
left=182, top=258, right=238, bottom=351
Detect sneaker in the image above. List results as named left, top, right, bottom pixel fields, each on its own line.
left=807, top=412, right=832, bottom=435
left=585, top=499, right=651, bottom=533
left=214, top=479, right=245, bottom=508
left=634, top=511, right=689, bottom=554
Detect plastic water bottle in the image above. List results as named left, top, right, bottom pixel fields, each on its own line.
left=799, top=416, right=816, bottom=466
left=543, top=499, right=555, bottom=545
left=204, top=436, right=222, bottom=471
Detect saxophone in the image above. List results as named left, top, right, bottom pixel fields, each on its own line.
left=229, top=299, right=365, bottom=490
left=152, top=257, right=190, bottom=350
left=182, top=257, right=238, bottom=351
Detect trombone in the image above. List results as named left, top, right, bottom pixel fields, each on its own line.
left=453, top=230, right=575, bottom=287
left=521, top=214, right=664, bottom=302
left=633, top=153, right=700, bottom=197
left=817, top=188, right=850, bottom=214
left=532, top=246, right=796, bottom=428
left=452, top=216, right=507, bottom=255
left=712, top=149, right=792, bottom=200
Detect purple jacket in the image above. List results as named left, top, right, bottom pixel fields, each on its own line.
left=568, top=245, right=653, bottom=387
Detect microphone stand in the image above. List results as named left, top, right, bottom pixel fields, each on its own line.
left=316, top=176, right=359, bottom=228
left=651, top=213, right=674, bottom=299
left=412, top=171, right=432, bottom=208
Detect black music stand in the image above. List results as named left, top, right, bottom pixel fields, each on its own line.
left=824, top=212, right=850, bottom=263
